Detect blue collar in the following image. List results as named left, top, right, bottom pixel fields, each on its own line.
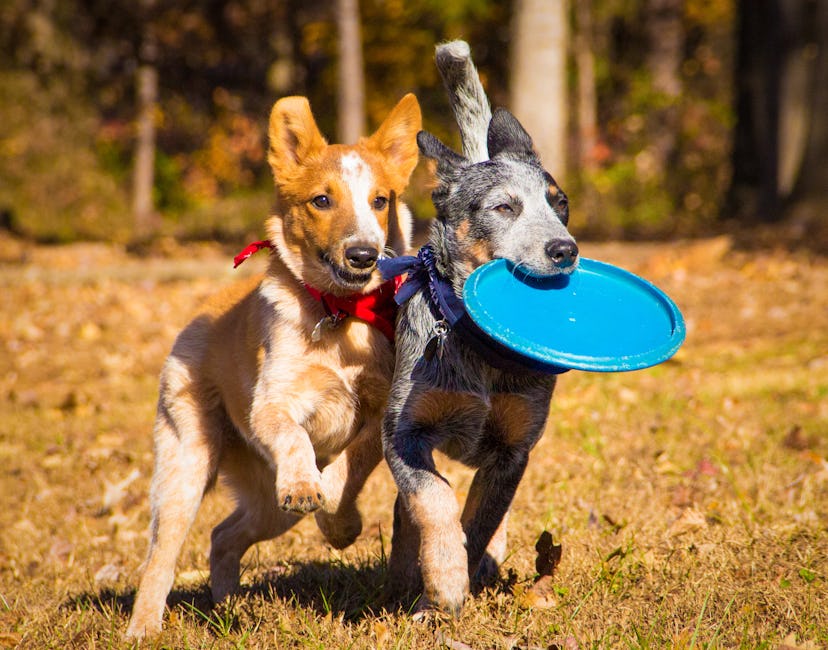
left=379, top=246, right=566, bottom=374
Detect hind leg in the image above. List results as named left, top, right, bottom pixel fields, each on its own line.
left=386, top=492, right=423, bottom=596
left=126, top=395, right=219, bottom=640
left=315, top=419, right=383, bottom=549
left=209, top=444, right=301, bottom=602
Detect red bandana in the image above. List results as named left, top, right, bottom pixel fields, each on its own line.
left=233, top=239, right=401, bottom=341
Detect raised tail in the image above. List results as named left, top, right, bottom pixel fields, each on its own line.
left=434, top=40, right=492, bottom=164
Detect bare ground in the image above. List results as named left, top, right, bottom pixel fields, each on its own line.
left=0, top=234, right=825, bottom=649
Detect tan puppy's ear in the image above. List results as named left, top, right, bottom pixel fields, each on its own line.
left=365, top=93, right=422, bottom=182
left=268, top=96, right=327, bottom=179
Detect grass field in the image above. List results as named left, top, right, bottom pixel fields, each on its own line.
left=0, top=234, right=825, bottom=649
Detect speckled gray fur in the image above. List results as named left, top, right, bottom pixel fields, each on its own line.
left=382, top=41, right=578, bottom=613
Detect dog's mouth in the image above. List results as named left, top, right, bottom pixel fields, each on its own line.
left=318, top=252, right=374, bottom=291
left=501, top=257, right=579, bottom=279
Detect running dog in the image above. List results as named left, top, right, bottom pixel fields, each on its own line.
left=126, top=93, right=421, bottom=639
left=380, top=41, right=578, bottom=613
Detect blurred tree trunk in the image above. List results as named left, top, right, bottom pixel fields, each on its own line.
left=336, top=0, right=365, bottom=144
left=795, top=2, right=828, bottom=216
left=645, top=0, right=683, bottom=171
left=132, top=17, right=158, bottom=237
left=511, top=0, right=569, bottom=181
left=269, top=4, right=297, bottom=96
left=575, top=0, right=597, bottom=174
left=730, top=0, right=828, bottom=223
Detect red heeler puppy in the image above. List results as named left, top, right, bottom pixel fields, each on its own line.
left=126, top=94, right=421, bottom=640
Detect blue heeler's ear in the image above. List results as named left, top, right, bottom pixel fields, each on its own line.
left=417, top=131, right=466, bottom=167
left=487, top=108, right=537, bottom=159
left=417, top=130, right=466, bottom=178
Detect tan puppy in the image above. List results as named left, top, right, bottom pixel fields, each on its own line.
left=126, top=94, right=421, bottom=640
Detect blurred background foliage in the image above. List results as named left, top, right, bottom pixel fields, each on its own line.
left=0, top=0, right=825, bottom=246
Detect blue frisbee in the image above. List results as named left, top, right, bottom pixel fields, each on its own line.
left=463, top=258, right=686, bottom=372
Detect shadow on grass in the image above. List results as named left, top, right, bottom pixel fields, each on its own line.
left=68, top=555, right=517, bottom=639
left=65, top=558, right=429, bottom=634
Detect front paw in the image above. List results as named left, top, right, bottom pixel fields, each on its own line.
left=424, top=571, right=468, bottom=615
left=278, top=479, right=325, bottom=513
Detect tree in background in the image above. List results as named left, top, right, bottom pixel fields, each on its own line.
left=132, top=0, right=159, bottom=237
left=730, top=0, right=828, bottom=230
left=644, top=0, right=683, bottom=172
left=510, top=0, right=569, bottom=181
left=4, top=0, right=824, bottom=246
left=0, top=0, right=130, bottom=242
left=336, top=0, right=366, bottom=144
left=571, top=0, right=735, bottom=238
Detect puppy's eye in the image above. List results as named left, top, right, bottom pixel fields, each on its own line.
left=372, top=196, right=388, bottom=210
left=494, top=204, right=514, bottom=214
left=311, top=195, right=331, bottom=209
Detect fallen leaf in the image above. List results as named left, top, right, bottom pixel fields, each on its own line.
left=49, top=538, right=73, bottom=564
left=782, top=425, right=810, bottom=451
left=667, top=507, right=708, bottom=538
left=535, top=530, right=562, bottom=578
left=779, top=631, right=821, bottom=649
left=696, top=458, right=718, bottom=476
left=79, top=321, right=102, bottom=341
left=99, top=468, right=141, bottom=514
left=618, top=387, right=639, bottom=404
left=176, top=569, right=208, bottom=584
left=435, top=631, right=474, bottom=650
left=519, top=575, right=558, bottom=610
left=94, top=562, right=121, bottom=584
left=372, top=621, right=390, bottom=646
left=671, top=484, right=694, bottom=508
left=602, top=513, right=624, bottom=533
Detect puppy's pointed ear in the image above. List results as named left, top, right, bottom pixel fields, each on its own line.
left=487, top=108, right=538, bottom=160
left=417, top=130, right=466, bottom=180
left=268, top=96, right=327, bottom=178
left=366, top=93, right=422, bottom=183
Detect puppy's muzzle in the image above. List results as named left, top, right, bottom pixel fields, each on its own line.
left=545, top=239, right=579, bottom=269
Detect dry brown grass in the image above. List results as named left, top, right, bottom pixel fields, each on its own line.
left=0, top=234, right=825, bottom=649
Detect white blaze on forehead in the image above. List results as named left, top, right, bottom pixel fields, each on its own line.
left=340, top=151, right=385, bottom=245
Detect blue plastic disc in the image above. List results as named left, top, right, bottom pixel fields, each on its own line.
left=463, top=258, right=686, bottom=372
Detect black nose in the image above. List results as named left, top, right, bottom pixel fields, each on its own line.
left=345, top=246, right=379, bottom=269
left=545, top=239, right=579, bottom=268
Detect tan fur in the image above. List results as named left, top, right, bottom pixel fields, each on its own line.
left=409, top=390, right=486, bottom=427
left=126, top=94, right=421, bottom=640
left=486, top=394, right=536, bottom=446
left=407, top=483, right=469, bottom=610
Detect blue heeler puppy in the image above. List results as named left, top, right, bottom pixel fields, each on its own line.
left=379, top=41, right=579, bottom=614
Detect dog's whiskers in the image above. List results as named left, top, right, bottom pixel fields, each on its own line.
left=511, top=261, right=533, bottom=282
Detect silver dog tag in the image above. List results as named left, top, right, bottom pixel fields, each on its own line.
left=424, top=320, right=449, bottom=362
left=311, top=313, right=346, bottom=342
left=311, top=317, right=328, bottom=342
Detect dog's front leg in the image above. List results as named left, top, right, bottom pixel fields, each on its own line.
left=250, top=403, right=324, bottom=514
left=463, top=391, right=551, bottom=583
left=314, top=418, right=383, bottom=548
left=461, top=460, right=527, bottom=585
left=384, top=426, right=469, bottom=614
